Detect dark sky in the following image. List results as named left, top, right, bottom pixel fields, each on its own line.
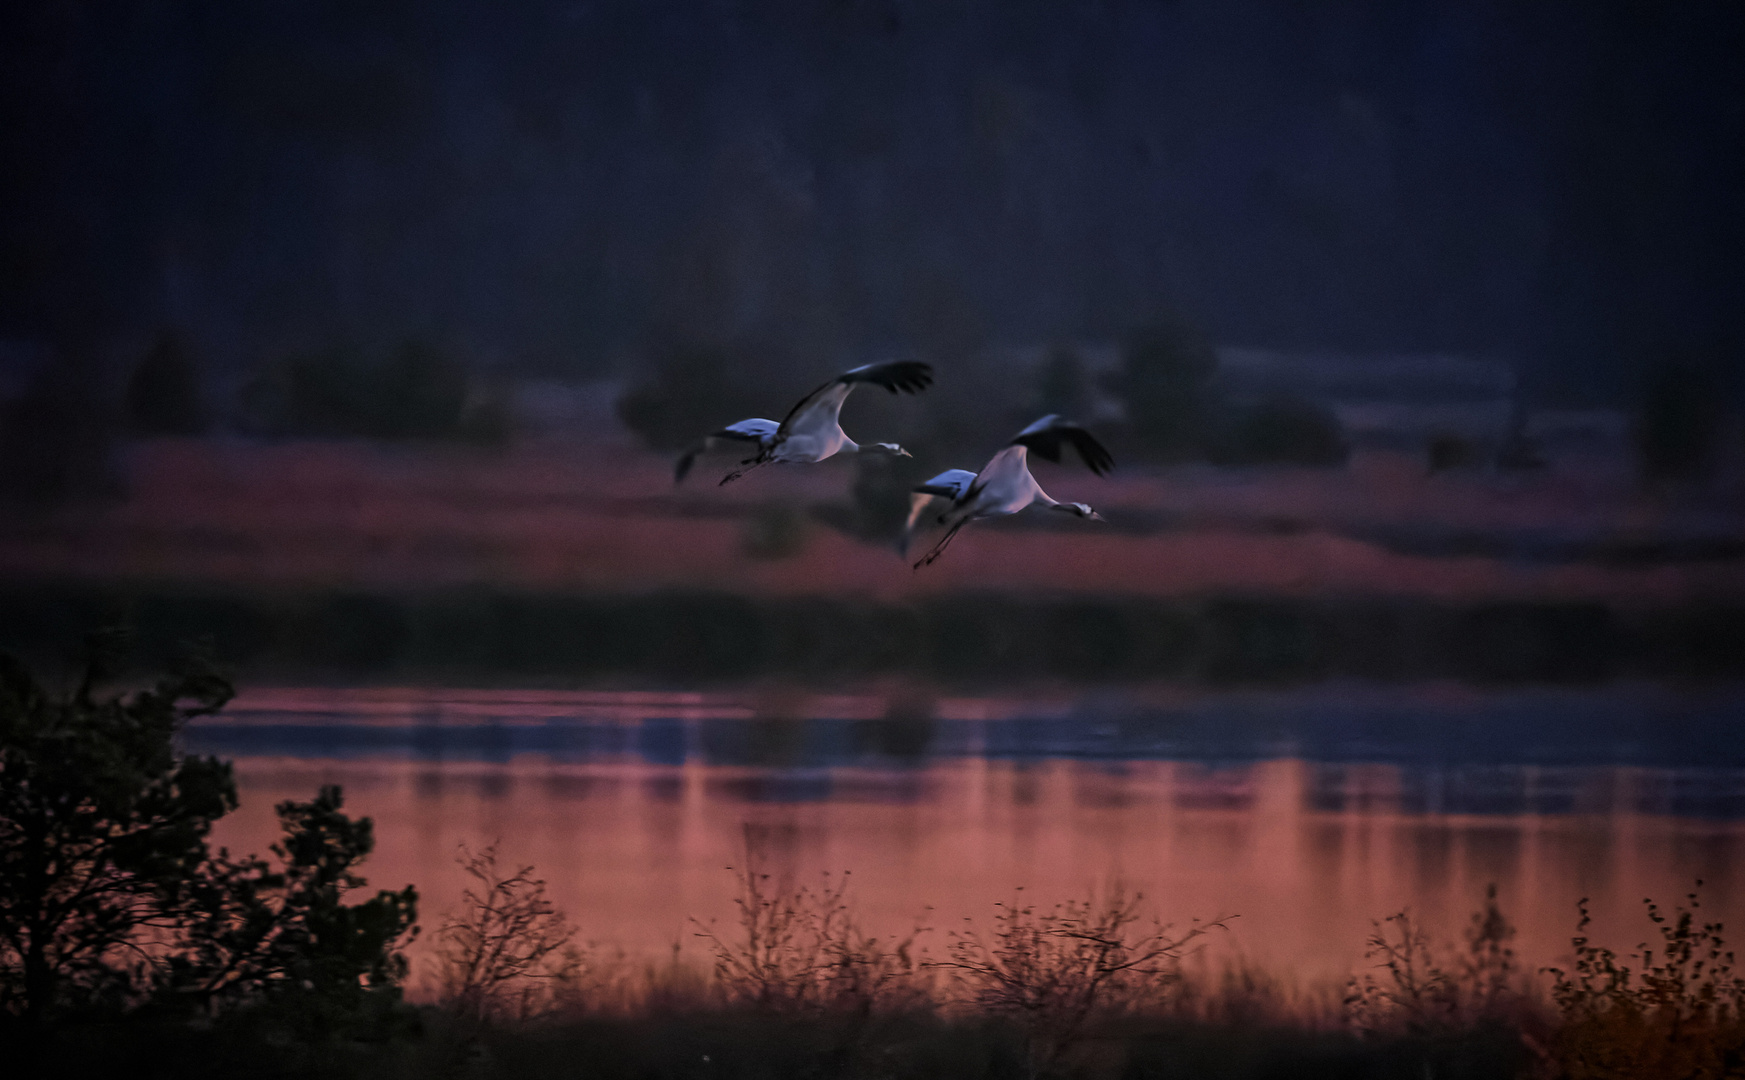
left=2, top=0, right=1742, bottom=403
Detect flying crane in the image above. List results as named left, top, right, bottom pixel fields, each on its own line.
left=905, top=414, right=1113, bottom=568
left=674, top=361, right=933, bottom=485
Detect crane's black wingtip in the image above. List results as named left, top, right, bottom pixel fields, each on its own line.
left=888, top=360, right=933, bottom=395
left=856, top=359, right=932, bottom=395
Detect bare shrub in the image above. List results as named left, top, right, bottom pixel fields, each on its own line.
left=811, top=877, right=931, bottom=1016
left=691, top=829, right=927, bottom=1016
left=1345, top=909, right=1456, bottom=1034
left=1546, top=883, right=1745, bottom=1080
left=434, top=845, right=575, bottom=1025
left=1344, top=883, right=1529, bottom=1036
left=1461, top=883, right=1523, bottom=1016
left=933, top=886, right=1220, bottom=1073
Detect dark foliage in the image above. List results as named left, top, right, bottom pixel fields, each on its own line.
left=160, top=785, right=418, bottom=1039
left=0, top=356, right=122, bottom=507
left=239, top=340, right=507, bottom=443
left=123, top=332, right=210, bottom=437
left=1547, top=885, right=1745, bottom=1079
left=445, top=1010, right=1530, bottom=1080
left=1428, top=432, right=1483, bottom=473
left=1636, top=362, right=1728, bottom=483
left=1107, top=318, right=1219, bottom=461
left=4, top=588, right=1743, bottom=691
left=616, top=339, right=787, bottom=451
left=0, top=633, right=235, bottom=1030
left=839, top=451, right=936, bottom=542
left=0, top=638, right=417, bottom=1072
left=1034, top=343, right=1091, bottom=422
left=1209, top=394, right=1348, bottom=468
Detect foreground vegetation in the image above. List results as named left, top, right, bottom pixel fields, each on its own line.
left=4, top=643, right=1745, bottom=1079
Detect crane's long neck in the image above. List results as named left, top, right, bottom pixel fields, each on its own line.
left=853, top=440, right=909, bottom=457
left=1041, top=493, right=1099, bottom=519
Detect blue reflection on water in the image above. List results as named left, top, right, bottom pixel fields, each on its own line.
left=180, top=687, right=1745, bottom=816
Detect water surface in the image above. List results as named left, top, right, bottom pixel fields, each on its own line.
left=192, top=685, right=1745, bottom=993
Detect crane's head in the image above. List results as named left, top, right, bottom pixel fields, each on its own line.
left=1066, top=502, right=1104, bottom=521
left=866, top=442, right=912, bottom=458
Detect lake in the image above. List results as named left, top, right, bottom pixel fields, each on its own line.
left=189, top=684, right=1745, bottom=998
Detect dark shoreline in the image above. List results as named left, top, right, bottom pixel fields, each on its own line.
left=4, top=584, right=1742, bottom=687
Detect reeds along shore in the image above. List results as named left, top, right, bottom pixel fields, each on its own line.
left=13, top=837, right=1745, bottom=1080
left=397, top=849, right=1745, bottom=1080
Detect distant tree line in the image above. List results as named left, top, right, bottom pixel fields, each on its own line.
left=179, top=336, right=509, bottom=444
left=1635, top=359, right=1732, bottom=485
left=0, top=335, right=513, bottom=507
left=0, top=319, right=1737, bottom=513
left=616, top=314, right=1349, bottom=476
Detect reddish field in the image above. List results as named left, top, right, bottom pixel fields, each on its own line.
left=2, top=435, right=1741, bottom=605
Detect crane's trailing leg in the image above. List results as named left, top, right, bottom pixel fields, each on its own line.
left=719, top=457, right=770, bottom=486
left=913, top=518, right=968, bottom=570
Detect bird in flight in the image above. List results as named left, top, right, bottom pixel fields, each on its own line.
left=674, top=361, right=934, bottom=485
left=905, top=414, right=1113, bottom=568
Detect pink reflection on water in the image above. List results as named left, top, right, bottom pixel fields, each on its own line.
left=209, top=754, right=1745, bottom=998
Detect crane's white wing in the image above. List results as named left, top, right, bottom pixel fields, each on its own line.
left=721, top=418, right=780, bottom=440
left=673, top=418, right=781, bottom=483
left=913, top=468, right=978, bottom=500
left=900, top=468, right=980, bottom=552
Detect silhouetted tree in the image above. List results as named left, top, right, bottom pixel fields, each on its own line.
left=374, top=340, right=471, bottom=439
left=616, top=339, right=777, bottom=451
left=1210, top=395, right=1348, bottom=467
left=238, top=340, right=502, bottom=442
left=0, top=355, right=122, bottom=506
left=0, top=633, right=233, bottom=1032
left=1636, top=361, right=1726, bottom=483
left=164, top=786, right=418, bottom=1041
left=124, top=332, right=210, bottom=436
left=0, top=635, right=416, bottom=1055
left=1033, top=343, right=1089, bottom=422
left=1427, top=432, right=1481, bottom=473
left=1109, top=317, right=1217, bottom=460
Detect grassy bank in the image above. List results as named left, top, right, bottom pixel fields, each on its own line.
left=26, top=855, right=1745, bottom=1080
left=3, top=584, right=1743, bottom=686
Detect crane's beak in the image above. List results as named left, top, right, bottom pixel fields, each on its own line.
left=897, top=447, right=912, bottom=457
left=1088, top=510, right=1106, bottom=522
